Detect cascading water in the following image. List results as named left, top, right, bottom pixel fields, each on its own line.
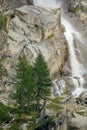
left=53, top=79, right=65, bottom=96
left=61, top=17, right=84, bottom=98
left=34, top=0, right=85, bottom=97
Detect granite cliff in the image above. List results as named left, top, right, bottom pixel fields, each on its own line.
left=0, top=4, right=67, bottom=104
left=0, top=0, right=87, bottom=130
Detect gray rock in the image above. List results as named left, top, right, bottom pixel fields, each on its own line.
left=21, top=124, right=28, bottom=130
left=7, top=5, right=67, bottom=78
left=0, top=5, right=67, bottom=104
left=69, top=113, right=87, bottom=130
left=0, top=0, right=33, bottom=11
left=69, top=0, right=87, bottom=15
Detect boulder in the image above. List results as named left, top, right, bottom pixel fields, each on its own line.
left=69, top=113, right=87, bottom=130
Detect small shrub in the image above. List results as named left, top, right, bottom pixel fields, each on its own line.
left=35, top=117, right=53, bottom=130
left=47, top=98, right=63, bottom=116
left=47, top=33, right=54, bottom=39
left=0, top=128, right=4, bottom=130
left=0, top=58, right=7, bottom=78
left=0, top=102, right=11, bottom=124
left=9, top=123, right=20, bottom=130
left=0, top=13, right=8, bottom=31
left=68, top=126, right=78, bottom=130
left=76, top=111, right=85, bottom=116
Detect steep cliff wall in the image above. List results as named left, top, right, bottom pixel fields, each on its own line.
left=0, top=5, right=68, bottom=103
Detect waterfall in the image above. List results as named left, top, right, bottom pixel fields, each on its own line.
left=33, top=0, right=85, bottom=97
left=53, top=79, right=65, bottom=96
left=61, top=17, right=84, bottom=98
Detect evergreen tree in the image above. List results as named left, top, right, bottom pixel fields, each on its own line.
left=33, top=53, right=52, bottom=111
left=25, top=64, right=36, bottom=107
left=13, top=55, right=35, bottom=110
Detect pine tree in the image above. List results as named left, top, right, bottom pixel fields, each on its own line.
left=13, top=55, right=35, bottom=111
left=33, top=53, right=52, bottom=111
left=25, top=65, right=36, bottom=107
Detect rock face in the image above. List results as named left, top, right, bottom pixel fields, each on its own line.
left=69, top=0, right=87, bottom=22
left=0, top=0, right=33, bottom=11
left=0, top=5, right=67, bottom=103
left=68, top=113, right=87, bottom=130
left=7, top=5, right=67, bottom=78
left=69, top=0, right=87, bottom=13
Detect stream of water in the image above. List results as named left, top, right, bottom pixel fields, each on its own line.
left=33, top=0, right=85, bottom=98
left=61, top=16, right=84, bottom=97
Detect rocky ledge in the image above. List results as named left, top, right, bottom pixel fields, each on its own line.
left=0, top=5, right=67, bottom=104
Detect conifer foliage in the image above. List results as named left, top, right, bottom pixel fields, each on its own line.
left=33, top=53, right=52, bottom=111
left=13, top=55, right=35, bottom=109
left=13, top=53, right=52, bottom=113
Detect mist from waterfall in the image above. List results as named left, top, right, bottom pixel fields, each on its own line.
left=34, top=0, right=85, bottom=98
left=61, top=17, right=84, bottom=97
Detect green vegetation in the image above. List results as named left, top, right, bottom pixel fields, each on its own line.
left=67, top=126, right=78, bottom=130
left=0, top=102, right=11, bottom=125
left=47, top=97, right=63, bottom=116
left=0, top=54, right=7, bottom=79
left=9, top=53, right=52, bottom=129
left=0, top=53, right=63, bottom=129
left=0, top=12, right=8, bottom=31
left=8, top=123, right=20, bottom=130
left=74, top=6, right=80, bottom=14
left=47, top=33, right=54, bottom=39
left=34, top=117, right=53, bottom=130
left=0, top=59, right=6, bottom=77
left=33, top=53, right=52, bottom=111
left=12, top=54, right=36, bottom=112
left=12, top=53, right=52, bottom=113
left=76, top=111, right=85, bottom=116
left=0, top=60, right=4, bottom=77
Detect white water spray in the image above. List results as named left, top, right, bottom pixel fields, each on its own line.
left=53, top=79, right=65, bottom=96
left=34, top=0, right=85, bottom=97
left=61, top=17, right=84, bottom=98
